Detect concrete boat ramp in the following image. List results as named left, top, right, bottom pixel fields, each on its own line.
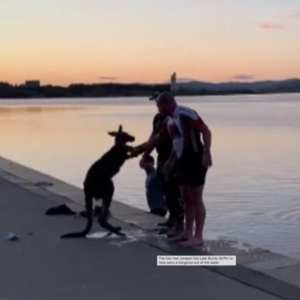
left=0, top=156, right=299, bottom=300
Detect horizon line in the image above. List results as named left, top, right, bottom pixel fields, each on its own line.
left=1, top=76, right=300, bottom=87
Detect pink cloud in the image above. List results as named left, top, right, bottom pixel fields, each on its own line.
left=290, top=13, right=300, bottom=19
left=232, top=74, right=255, bottom=81
left=259, top=22, right=283, bottom=29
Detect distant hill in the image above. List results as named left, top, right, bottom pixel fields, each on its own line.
left=176, top=78, right=300, bottom=94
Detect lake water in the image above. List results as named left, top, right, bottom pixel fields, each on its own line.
left=0, top=94, right=299, bottom=259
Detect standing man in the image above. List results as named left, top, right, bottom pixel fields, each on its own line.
left=132, top=92, right=212, bottom=247
left=141, top=91, right=184, bottom=237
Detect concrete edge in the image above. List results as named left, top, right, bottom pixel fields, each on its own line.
left=0, top=156, right=299, bottom=300
left=140, top=236, right=300, bottom=300
left=0, top=156, right=152, bottom=217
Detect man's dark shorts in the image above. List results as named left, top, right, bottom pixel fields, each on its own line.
left=175, top=153, right=207, bottom=187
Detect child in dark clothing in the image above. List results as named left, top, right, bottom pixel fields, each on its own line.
left=139, top=155, right=167, bottom=217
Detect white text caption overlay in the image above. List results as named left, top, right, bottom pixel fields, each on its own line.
left=157, top=256, right=236, bottom=266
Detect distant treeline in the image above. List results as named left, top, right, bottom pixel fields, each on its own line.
left=0, top=82, right=257, bottom=99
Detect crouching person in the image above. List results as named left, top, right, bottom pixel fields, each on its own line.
left=139, top=155, right=167, bottom=217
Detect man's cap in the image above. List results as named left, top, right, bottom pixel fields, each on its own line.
left=149, top=91, right=160, bottom=101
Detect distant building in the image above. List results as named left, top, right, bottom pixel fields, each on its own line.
left=170, top=72, right=176, bottom=93
left=25, top=80, right=40, bottom=88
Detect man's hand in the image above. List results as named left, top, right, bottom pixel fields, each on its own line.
left=130, top=135, right=159, bottom=159
left=130, top=145, right=144, bottom=158
left=202, top=150, right=212, bottom=168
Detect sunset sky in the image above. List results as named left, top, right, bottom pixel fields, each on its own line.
left=1, top=0, right=300, bottom=86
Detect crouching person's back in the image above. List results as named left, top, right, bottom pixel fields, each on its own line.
left=139, top=155, right=167, bottom=217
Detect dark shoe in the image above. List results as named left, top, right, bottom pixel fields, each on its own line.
left=157, top=217, right=176, bottom=228
left=167, top=222, right=184, bottom=238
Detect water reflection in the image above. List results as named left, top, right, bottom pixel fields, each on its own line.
left=0, top=95, right=300, bottom=259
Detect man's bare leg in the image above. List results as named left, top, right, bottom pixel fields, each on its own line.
left=169, top=185, right=194, bottom=242
left=181, top=185, right=205, bottom=247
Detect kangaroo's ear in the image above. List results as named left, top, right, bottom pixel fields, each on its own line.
left=108, top=131, right=117, bottom=137
left=118, top=125, right=123, bottom=132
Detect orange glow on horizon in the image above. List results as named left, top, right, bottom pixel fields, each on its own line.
left=1, top=1, right=299, bottom=86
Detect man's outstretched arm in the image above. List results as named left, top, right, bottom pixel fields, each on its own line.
left=142, top=130, right=156, bottom=157
left=131, top=118, right=170, bottom=158
left=142, top=114, right=164, bottom=157
left=131, top=121, right=170, bottom=158
left=131, top=134, right=160, bottom=157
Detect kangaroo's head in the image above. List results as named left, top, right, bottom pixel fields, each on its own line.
left=108, top=125, right=135, bottom=145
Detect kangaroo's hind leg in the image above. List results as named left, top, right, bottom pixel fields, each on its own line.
left=98, top=180, right=125, bottom=236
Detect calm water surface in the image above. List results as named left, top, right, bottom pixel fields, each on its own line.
left=0, top=94, right=299, bottom=259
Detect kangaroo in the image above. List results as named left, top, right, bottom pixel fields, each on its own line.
left=60, top=125, right=135, bottom=238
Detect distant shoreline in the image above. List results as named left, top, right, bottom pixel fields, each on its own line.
left=1, top=81, right=300, bottom=99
